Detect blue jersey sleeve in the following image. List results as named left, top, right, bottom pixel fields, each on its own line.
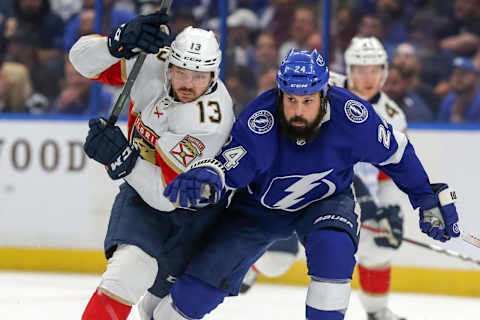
left=215, top=89, right=278, bottom=189
left=330, top=87, right=435, bottom=209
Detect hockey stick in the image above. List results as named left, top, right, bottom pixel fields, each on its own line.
left=361, top=224, right=480, bottom=266
left=107, top=0, right=173, bottom=126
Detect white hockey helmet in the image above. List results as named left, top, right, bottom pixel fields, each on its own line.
left=169, top=26, right=222, bottom=85
left=344, top=37, right=388, bottom=87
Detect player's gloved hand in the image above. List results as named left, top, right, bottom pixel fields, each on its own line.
left=419, top=183, right=460, bottom=242
left=83, top=118, right=140, bottom=180
left=164, top=166, right=223, bottom=208
left=107, top=12, right=170, bottom=59
left=374, top=205, right=403, bottom=249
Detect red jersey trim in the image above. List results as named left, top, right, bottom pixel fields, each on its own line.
left=155, top=144, right=184, bottom=186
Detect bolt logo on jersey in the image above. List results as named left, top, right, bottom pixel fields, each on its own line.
left=248, top=110, right=274, bottom=134
left=170, top=135, right=205, bottom=167
left=344, top=100, right=369, bottom=123
left=261, top=170, right=336, bottom=211
left=316, top=55, right=325, bottom=66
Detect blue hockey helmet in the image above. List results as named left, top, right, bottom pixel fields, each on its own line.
left=277, top=49, right=329, bottom=96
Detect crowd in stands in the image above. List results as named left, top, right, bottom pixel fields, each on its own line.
left=0, top=0, right=479, bottom=123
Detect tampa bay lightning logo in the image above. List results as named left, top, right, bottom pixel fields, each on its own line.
left=316, top=55, right=325, bottom=66
left=261, top=170, right=336, bottom=212
left=344, top=100, right=368, bottom=123
left=248, top=110, right=274, bottom=134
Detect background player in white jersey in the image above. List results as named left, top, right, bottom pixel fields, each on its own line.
left=69, top=13, right=234, bottom=320
left=241, top=37, right=407, bottom=320
left=343, top=36, right=407, bottom=320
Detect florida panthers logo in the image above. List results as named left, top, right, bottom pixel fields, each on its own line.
left=261, top=170, right=336, bottom=211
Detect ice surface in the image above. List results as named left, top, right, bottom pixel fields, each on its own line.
left=0, top=272, right=478, bottom=320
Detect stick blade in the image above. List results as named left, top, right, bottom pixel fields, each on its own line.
left=461, top=232, right=480, bottom=248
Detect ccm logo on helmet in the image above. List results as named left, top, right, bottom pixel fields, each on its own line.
left=291, top=83, right=308, bottom=88
left=184, top=56, right=203, bottom=62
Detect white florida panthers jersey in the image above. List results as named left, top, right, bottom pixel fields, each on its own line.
left=69, top=35, right=235, bottom=211
left=328, top=72, right=407, bottom=203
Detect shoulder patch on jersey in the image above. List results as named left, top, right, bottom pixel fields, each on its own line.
left=344, top=100, right=368, bottom=123
left=170, top=135, right=205, bottom=167
left=247, top=110, right=274, bottom=134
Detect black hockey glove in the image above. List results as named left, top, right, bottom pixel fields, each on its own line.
left=107, top=12, right=171, bottom=59
left=374, top=205, right=403, bottom=249
left=84, top=118, right=140, bottom=180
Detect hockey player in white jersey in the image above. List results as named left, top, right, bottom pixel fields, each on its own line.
left=343, top=36, right=407, bottom=320
left=70, top=13, right=234, bottom=320
left=241, top=37, right=408, bottom=320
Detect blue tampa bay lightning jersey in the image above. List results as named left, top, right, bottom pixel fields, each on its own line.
left=216, top=87, right=436, bottom=212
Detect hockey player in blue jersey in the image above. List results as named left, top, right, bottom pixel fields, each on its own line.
left=155, top=49, right=460, bottom=320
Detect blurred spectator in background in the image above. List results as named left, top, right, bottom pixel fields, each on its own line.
left=355, top=13, right=384, bottom=44
left=256, top=63, right=277, bottom=95
left=409, top=9, right=455, bottom=114
left=250, top=31, right=278, bottom=75
left=49, top=0, right=81, bottom=21
left=306, top=30, right=336, bottom=67
left=52, top=58, right=112, bottom=116
left=331, top=5, right=356, bottom=73
left=278, top=5, right=316, bottom=63
left=225, top=64, right=257, bottom=116
left=392, top=43, right=436, bottom=118
left=438, top=57, right=480, bottom=123
left=169, top=9, right=198, bottom=36
left=225, top=8, right=258, bottom=66
left=383, top=63, right=434, bottom=122
left=0, top=43, right=33, bottom=113
left=259, top=0, right=299, bottom=46
left=0, top=0, right=14, bottom=29
left=5, top=0, right=65, bottom=110
left=440, top=0, right=480, bottom=57
left=371, top=0, right=409, bottom=59
left=63, top=0, right=136, bottom=52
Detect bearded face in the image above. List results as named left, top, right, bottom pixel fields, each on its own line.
left=277, top=91, right=327, bottom=143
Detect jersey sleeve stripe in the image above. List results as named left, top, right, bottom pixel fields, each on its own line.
left=91, top=60, right=125, bottom=86
left=379, top=129, right=408, bottom=166
left=155, top=145, right=183, bottom=185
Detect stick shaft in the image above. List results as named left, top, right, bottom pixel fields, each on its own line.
left=361, top=224, right=480, bottom=266
left=107, top=0, right=173, bottom=126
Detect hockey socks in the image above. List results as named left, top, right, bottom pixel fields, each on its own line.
left=82, top=288, right=132, bottom=320
left=358, top=264, right=391, bottom=312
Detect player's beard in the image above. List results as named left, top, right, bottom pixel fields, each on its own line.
left=277, top=102, right=326, bottom=144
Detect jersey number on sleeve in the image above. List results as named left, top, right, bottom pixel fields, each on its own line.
left=377, top=124, right=391, bottom=149
left=197, top=101, right=222, bottom=123
left=222, top=146, right=246, bottom=170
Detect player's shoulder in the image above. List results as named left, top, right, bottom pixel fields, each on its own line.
left=328, top=71, right=347, bottom=88
left=138, top=47, right=170, bottom=72
left=377, top=92, right=407, bottom=130
left=328, top=86, right=375, bottom=128
left=205, top=80, right=234, bottom=108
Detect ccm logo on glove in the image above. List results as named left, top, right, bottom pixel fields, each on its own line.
left=109, top=143, right=139, bottom=175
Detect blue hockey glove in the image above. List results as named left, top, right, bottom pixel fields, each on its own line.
left=83, top=118, right=140, bottom=180
left=374, top=205, right=403, bottom=249
left=164, top=166, right=223, bottom=208
left=419, top=183, right=460, bottom=242
left=108, top=12, right=170, bottom=59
